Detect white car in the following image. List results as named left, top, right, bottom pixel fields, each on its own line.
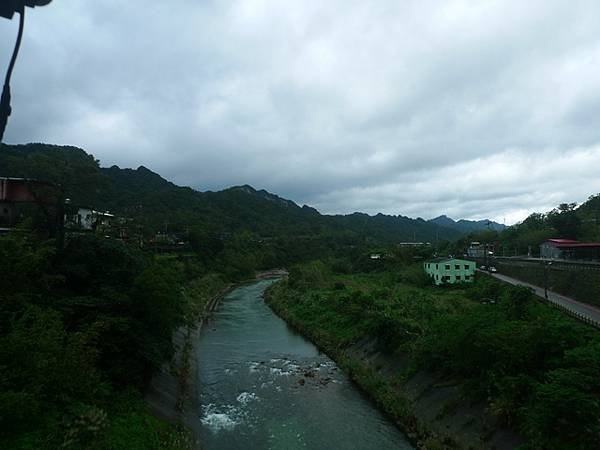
left=489, top=266, right=498, bottom=273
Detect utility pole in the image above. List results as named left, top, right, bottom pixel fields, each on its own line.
left=484, top=243, right=489, bottom=271
left=544, top=261, right=552, bottom=299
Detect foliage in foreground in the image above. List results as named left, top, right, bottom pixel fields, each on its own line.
left=267, top=262, right=600, bottom=450
left=0, top=231, right=201, bottom=449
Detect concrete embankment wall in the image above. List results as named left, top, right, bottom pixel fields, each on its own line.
left=343, top=339, right=522, bottom=450
left=493, top=259, right=600, bottom=308
left=145, top=284, right=233, bottom=448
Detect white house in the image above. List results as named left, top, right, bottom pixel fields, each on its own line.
left=65, top=206, right=95, bottom=231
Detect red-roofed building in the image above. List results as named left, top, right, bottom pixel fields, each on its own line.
left=540, top=239, right=600, bottom=261
left=547, top=239, right=579, bottom=244
left=0, top=178, right=58, bottom=231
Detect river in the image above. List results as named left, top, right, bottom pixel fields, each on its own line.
left=194, top=279, right=413, bottom=450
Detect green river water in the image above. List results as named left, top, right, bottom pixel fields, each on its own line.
left=194, top=279, right=414, bottom=450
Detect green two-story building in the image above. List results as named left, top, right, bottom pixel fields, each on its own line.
left=423, top=258, right=476, bottom=285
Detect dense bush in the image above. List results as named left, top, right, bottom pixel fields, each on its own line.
left=400, top=264, right=434, bottom=287
left=0, top=232, right=189, bottom=448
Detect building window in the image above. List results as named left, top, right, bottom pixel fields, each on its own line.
left=465, top=275, right=471, bottom=280
left=436, top=264, right=439, bottom=270
left=445, top=264, right=450, bottom=270
left=455, top=264, right=460, bottom=270
left=456, top=275, right=462, bottom=281
left=464, top=265, right=470, bottom=270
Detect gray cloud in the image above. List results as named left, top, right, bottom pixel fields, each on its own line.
left=2, top=0, right=600, bottom=224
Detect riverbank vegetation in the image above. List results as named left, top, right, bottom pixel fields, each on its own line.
left=0, top=230, right=225, bottom=449
left=266, top=258, right=600, bottom=449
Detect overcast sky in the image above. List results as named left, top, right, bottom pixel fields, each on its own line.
left=2, top=0, right=600, bottom=223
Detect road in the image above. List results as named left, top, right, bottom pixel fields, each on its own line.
left=479, top=270, right=600, bottom=327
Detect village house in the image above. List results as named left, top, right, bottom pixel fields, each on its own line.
left=0, top=177, right=58, bottom=232
left=64, top=206, right=95, bottom=231
left=424, top=258, right=476, bottom=285
left=466, top=242, right=484, bottom=258
left=398, top=242, right=430, bottom=247
left=64, top=201, right=115, bottom=233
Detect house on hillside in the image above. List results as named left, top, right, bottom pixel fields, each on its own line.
left=424, top=258, right=476, bottom=285
left=64, top=204, right=115, bottom=233
left=64, top=206, right=95, bottom=231
left=94, top=211, right=115, bottom=234
left=1, top=177, right=59, bottom=232
left=466, top=242, right=484, bottom=258
left=398, top=242, right=430, bottom=247
left=540, top=239, right=600, bottom=261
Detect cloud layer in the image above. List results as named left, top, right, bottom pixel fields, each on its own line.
left=2, top=0, right=600, bottom=223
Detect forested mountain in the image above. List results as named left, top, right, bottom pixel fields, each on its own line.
left=0, top=143, right=462, bottom=243
left=429, top=214, right=506, bottom=233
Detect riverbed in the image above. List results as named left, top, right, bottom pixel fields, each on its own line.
left=194, top=279, right=413, bottom=450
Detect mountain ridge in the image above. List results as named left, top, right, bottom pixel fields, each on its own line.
left=1, top=143, right=463, bottom=243
left=429, top=214, right=506, bottom=233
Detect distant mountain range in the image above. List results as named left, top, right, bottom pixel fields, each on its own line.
left=428, top=215, right=506, bottom=233
left=0, top=143, right=488, bottom=244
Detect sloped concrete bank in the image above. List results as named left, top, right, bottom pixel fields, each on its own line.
left=145, top=284, right=233, bottom=449
left=145, top=269, right=288, bottom=448
left=264, top=290, right=523, bottom=450
left=343, top=339, right=522, bottom=450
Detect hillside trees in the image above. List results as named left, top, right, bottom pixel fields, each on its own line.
left=0, top=231, right=188, bottom=447
left=547, top=203, right=582, bottom=239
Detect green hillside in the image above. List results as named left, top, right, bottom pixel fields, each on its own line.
left=0, top=143, right=461, bottom=244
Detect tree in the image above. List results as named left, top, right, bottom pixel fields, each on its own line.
left=547, top=203, right=581, bottom=239
left=502, top=285, right=533, bottom=320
